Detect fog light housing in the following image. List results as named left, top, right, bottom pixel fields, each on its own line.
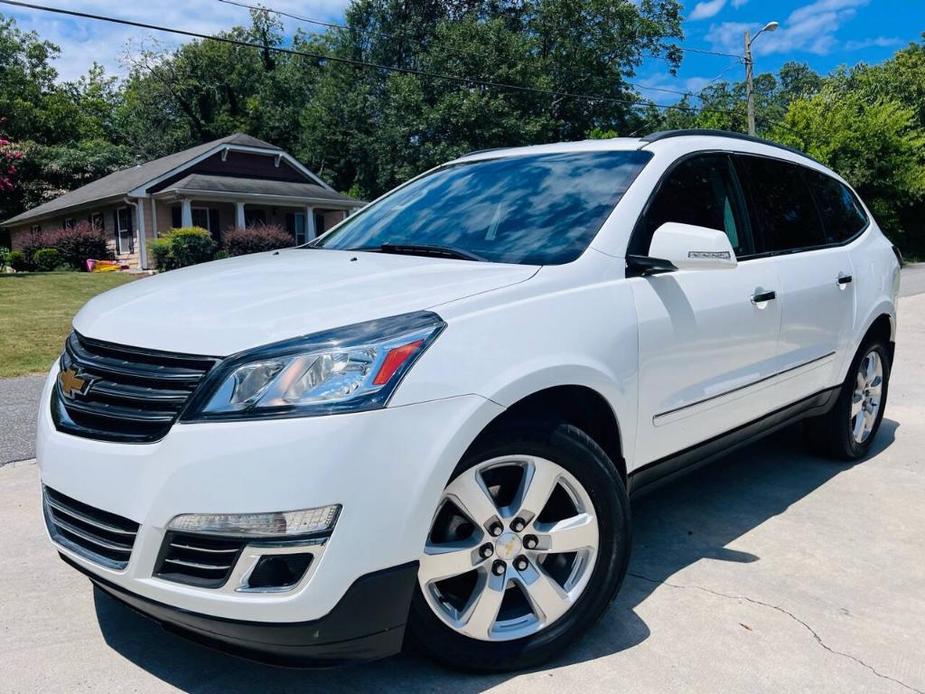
left=246, top=553, right=313, bottom=590
left=167, top=504, right=340, bottom=538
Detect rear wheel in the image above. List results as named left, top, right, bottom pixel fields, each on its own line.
left=806, top=338, right=891, bottom=460
left=409, top=420, right=630, bottom=672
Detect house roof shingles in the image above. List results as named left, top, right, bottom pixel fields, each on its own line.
left=158, top=174, right=358, bottom=204
left=1, top=134, right=295, bottom=227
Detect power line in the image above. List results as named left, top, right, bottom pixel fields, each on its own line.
left=0, top=0, right=750, bottom=121
left=218, top=0, right=744, bottom=62
left=215, top=0, right=716, bottom=99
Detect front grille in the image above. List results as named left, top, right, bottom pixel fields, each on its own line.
left=51, top=331, right=219, bottom=443
left=155, top=532, right=246, bottom=588
left=43, top=486, right=139, bottom=569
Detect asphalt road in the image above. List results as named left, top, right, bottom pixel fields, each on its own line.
left=2, top=297, right=925, bottom=692
left=2, top=265, right=924, bottom=468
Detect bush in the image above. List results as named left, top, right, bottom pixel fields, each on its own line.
left=152, top=227, right=215, bottom=271
left=20, top=222, right=112, bottom=271
left=8, top=249, right=29, bottom=272
left=224, top=224, right=292, bottom=256
left=0, top=246, right=10, bottom=271
left=33, top=247, right=63, bottom=272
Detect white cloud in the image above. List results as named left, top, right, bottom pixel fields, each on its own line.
left=2, top=0, right=352, bottom=82
left=731, top=0, right=749, bottom=7
left=705, top=0, right=870, bottom=57
left=689, top=0, right=727, bottom=21
left=844, top=36, right=903, bottom=50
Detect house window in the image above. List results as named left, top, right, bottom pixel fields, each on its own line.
left=290, top=213, right=308, bottom=244
left=89, top=212, right=104, bottom=230
left=30, top=224, right=41, bottom=234
left=191, top=207, right=210, bottom=232
left=245, top=209, right=266, bottom=227
left=116, top=207, right=134, bottom=255
left=63, top=218, right=76, bottom=229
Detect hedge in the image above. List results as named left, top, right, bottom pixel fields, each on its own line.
left=223, top=224, right=292, bottom=256
left=151, top=227, right=215, bottom=270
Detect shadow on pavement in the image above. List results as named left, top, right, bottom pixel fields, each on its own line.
left=92, top=420, right=898, bottom=692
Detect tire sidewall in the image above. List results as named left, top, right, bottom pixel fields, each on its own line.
left=838, top=339, right=891, bottom=459
left=408, top=419, right=631, bottom=672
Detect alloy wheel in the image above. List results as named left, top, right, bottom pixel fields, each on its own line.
left=419, top=455, right=600, bottom=642
left=850, top=349, right=883, bottom=444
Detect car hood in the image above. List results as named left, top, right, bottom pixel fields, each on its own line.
left=73, top=248, right=537, bottom=355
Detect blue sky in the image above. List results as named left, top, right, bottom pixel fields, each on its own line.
left=2, top=0, right=923, bottom=104
left=637, top=0, right=925, bottom=104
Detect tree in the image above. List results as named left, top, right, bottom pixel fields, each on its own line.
left=771, top=85, right=925, bottom=249
left=297, top=0, right=684, bottom=198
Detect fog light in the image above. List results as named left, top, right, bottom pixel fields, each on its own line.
left=246, top=553, right=313, bottom=589
left=167, top=504, right=340, bottom=538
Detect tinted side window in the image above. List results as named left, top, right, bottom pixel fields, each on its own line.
left=805, top=170, right=868, bottom=243
left=735, top=155, right=825, bottom=253
left=633, top=154, right=751, bottom=256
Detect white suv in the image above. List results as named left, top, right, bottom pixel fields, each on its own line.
left=37, top=130, right=899, bottom=671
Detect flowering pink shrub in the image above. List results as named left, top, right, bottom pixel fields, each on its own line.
left=224, top=224, right=293, bottom=256
left=0, top=129, right=23, bottom=193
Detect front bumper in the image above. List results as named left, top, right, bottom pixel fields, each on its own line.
left=36, top=362, right=503, bottom=655
left=63, top=553, right=419, bottom=666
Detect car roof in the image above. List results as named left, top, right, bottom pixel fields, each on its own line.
left=454, top=129, right=829, bottom=177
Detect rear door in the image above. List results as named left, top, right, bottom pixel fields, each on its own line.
left=734, top=155, right=855, bottom=398
left=629, top=153, right=784, bottom=465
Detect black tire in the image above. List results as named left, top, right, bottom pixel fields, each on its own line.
left=805, top=337, right=891, bottom=461
left=408, top=419, right=631, bottom=672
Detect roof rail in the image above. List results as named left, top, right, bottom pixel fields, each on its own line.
left=639, top=128, right=820, bottom=164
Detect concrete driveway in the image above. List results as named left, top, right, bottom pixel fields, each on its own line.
left=1, top=295, right=924, bottom=693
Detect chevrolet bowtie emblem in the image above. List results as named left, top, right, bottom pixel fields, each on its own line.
left=59, top=367, right=93, bottom=399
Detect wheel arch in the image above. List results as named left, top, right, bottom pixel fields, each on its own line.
left=473, top=384, right=627, bottom=485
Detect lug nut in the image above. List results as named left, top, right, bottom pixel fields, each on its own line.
left=492, top=560, right=506, bottom=576
left=524, top=534, right=538, bottom=549
left=479, top=543, right=494, bottom=559
left=511, top=517, right=526, bottom=532
left=489, top=522, right=503, bottom=537
left=513, top=556, right=529, bottom=571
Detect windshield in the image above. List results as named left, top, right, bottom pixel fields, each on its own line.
left=315, top=150, right=652, bottom=265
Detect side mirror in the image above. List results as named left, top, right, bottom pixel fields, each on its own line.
left=627, top=222, right=738, bottom=276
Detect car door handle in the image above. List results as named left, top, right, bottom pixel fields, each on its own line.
left=751, top=289, right=776, bottom=304
left=837, top=273, right=853, bottom=286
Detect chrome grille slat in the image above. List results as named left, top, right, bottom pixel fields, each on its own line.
left=52, top=331, right=219, bottom=443
left=44, top=496, right=137, bottom=537
left=43, top=486, right=139, bottom=570
left=163, top=558, right=233, bottom=571
left=52, top=517, right=134, bottom=553
left=169, top=542, right=239, bottom=554
left=156, top=531, right=246, bottom=588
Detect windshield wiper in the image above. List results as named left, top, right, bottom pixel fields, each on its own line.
left=354, top=243, right=486, bottom=262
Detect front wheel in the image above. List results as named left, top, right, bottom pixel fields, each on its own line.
left=806, top=338, right=891, bottom=460
left=408, top=420, right=630, bottom=671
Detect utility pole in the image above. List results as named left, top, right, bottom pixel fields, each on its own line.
left=744, top=30, right=755, bottom=136
left=743, top=21, right=779, bottom=137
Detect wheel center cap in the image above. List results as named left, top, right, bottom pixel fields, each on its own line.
left=494, top=532, right=522, bottom=561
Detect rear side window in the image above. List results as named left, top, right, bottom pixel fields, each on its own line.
left=735, top=155, right=825, bottom=253
left=632, top=153, right=752, bottom=257
left=804, top=170, right=868, bottom=243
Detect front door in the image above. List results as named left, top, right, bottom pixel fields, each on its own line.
left=628, top=153, right=784, bottom=465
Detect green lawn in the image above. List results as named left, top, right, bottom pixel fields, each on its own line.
left=0, top=272, right=138, bottom=378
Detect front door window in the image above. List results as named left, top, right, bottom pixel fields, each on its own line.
left=191, top=207, right=210, bottom=232
left=116, top=207, right=134, bottom=255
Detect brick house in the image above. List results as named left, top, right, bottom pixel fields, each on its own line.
left=1, top=134, right=364, bottom=269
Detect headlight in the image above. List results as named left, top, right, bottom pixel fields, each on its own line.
left=182, top=311, right=445, bottom=421
left=168, top=505, right=340, bottom=538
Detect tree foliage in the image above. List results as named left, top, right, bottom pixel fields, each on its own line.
left=1, top=10, right=924, bottom=253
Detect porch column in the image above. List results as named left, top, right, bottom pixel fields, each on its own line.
left=235, top=201, right=246, bottom=229
left=180, top=198, right=193, bottom=228
left=305, top=206, right=316, bottom=239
